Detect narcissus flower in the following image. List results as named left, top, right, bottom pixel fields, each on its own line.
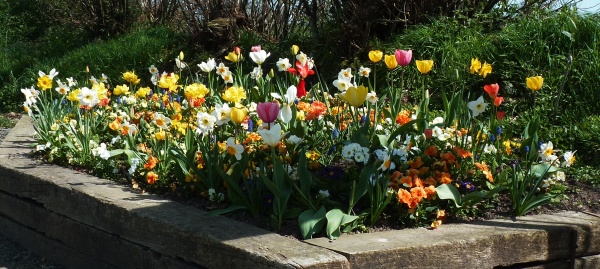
left=226, top=137, right=244, bottom=160
left=276, top=58, right=292, bottom=71
left=394, top=49, right=412, bottom=67
left=368, top=50, right=383, bottom=63
left=416, top=60, right=434, bottom=74
left=339, top=85, right=368, bottom=107
left=384, top=55, right=398, bottom=69
left=152, top=112, right=171, bottom=129
left=77, top=87, right=99, bottom=108
left=467, top=96, right=488, bottom=117
left=470, top=58, right=482, bottom=74
left=526, top=76, right=544, bottom=91
left=479, top=62, right=492, bottom=78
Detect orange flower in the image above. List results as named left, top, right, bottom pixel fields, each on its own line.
left=306, top=101, right=327, bottom=120
left=418, top=166, right=430, bottom=175
left=397, top=189, right=412, bottom=204
left=431, top=220, right=442, bottom=229
left=414, top=176, right=424, bottom=188
left=296, top=101, right=310, bottom=112
left=144, top=156, right=159, bottom=170
left=437, top=171, right=453, bottom=184
left=146, top=172, right=158, bottom=184
left=410, top=156, right=424, bottom=169
left=424, top=185, right=436, bottom=199
left=109, top=120, right=122, bottom=131
left=424, top=177, right=437, bottom=186
left=474, top=162, right=490, bottom=172
left=395, top=110, right=412, bottom=125
left=483, top=170, right=494, bottom=183
left=454, top=146, right=473, bottom=158
left=391, top=171, right=402, bottom=181
left=410, top=187, right=426, bottom=204
left=440, top=152, right=456, bottom=165
left=399, top=176, right=413, bottom=187
left=425, top=145, right=438, bottom=157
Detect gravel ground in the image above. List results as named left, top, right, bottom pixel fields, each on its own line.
left=0, top=126, right=63, bottom=269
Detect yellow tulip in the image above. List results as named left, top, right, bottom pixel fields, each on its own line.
left=416, top=60, right=434, bottom=74
left=340, top=85, right=368, bottom=107
left=291, top=45, right=299, bottom=55
left=230, top=106, right=248, bottom=124
left=368, top=50, right=383, bottom=63
left=225, top=51, right=239, bottom=63
left=222, top=86, right=246, bottom=103
left=384, top=55, right=398, bottom=69
left=526, top=76, right=544, bottom=91
left=113, top=84, right=130, bottom=96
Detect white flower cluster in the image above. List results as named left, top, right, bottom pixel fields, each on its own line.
left=341, top=143, right=370, bottom=164
left=541, top=171, right=566, bottom=188
left=90, top=141, right=111, bottom=160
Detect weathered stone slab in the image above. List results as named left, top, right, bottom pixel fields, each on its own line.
left=305, top=211, right=600, bottom=269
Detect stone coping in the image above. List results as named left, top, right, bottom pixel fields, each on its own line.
left=0, top=116, right=598, bottom=269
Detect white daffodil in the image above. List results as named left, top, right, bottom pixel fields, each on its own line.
left=212, top=103, right=231, bottom=126
left=215, top=63, right=229, bottom=76
left=338, top=68, right=353, bottom=80
left=152, top=112, right=171, bottom=129
left=358, top=66, right=371, bottom=77
left=467, top=96, right=488, bottom=117
left=250, top=66, right=263, bottom=79
left=39, top=68, right=58, bottom=79
left=276, top=58, right=292, bottom=71
left=366, top=91, right=378, bottom=104
left=333, top=77, right=352, bottom=92
left=196, top=112, right=216, bottom=134
left=562, top=151, right=576, bottom=167
left=226, top=137, right=244, bottom=161
left=77, top=87, right=99, bottom=107
left=220, top=70, right=234, bottom=84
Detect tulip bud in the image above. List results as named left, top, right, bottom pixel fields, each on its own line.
left=234, top=46, right=241, bottom=55
left=291, top=45, right=299, bottom=55
left=179, top=51, right=184, bottom=61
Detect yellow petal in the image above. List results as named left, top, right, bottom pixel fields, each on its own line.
left=416, top=60, right=434, bottom=74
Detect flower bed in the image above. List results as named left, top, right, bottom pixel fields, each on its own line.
left=23, top=45, right=575, bottom=240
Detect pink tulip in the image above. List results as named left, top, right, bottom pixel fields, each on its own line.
left=257, top=102, right=280, bottom=123
left=251, top=45, right=262, bottom=52
left=394, top=49, right=412, bottom=67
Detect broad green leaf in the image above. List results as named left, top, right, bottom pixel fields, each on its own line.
left=298, top=207, right=327, bottom=239
left=530, top=163, right=560, bottom=178
left=325, top=209, right=359, bottom=240
left=436, top=184, right=462, bottom=208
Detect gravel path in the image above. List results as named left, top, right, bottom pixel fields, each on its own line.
left=0, top=127, right=63, bottom=269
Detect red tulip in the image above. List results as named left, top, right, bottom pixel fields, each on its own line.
left=494, top=96, right=504, bottom=107
left=496, top=111, right=506, bottom=120
left=297, top=79, right=307, bottom=98
left=484, top=83, right=499, bottom=99
left=394, top=49, right=412, bottom=67
left=257, top=102, right=280, bottom=123
left=424, top=128, right=433, bottom=139
left=234, top=46, right=242, bottom=56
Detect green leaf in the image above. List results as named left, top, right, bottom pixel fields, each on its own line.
left=530, top=163, right=559, bottom=178
left=436, top=184, right=462, bottom=208
left=298, top=207, right=327, bottom=239
left=325, top=209, right=359, bottom=240
left=204, top=205, right=246, bottom=216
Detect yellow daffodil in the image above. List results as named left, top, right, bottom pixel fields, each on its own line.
left=222, top=86, right=246, bottom=103
left=339, top=85, right=368, bottom=107
left=155, top=130, right=166, bottom=140
left=67, top=88, right=81, bottom=102
left=384, top=55, right=398, bottom=69
left=122, top=71, right=140, bottom=84
left=225, top=51, right=240, bottom=63
left=470, top=58, right=482, bottom=74
left=479, top=62, right=492, bottom=78
left=526, top=76, right=544, bottom=91
left=368, top=50, right=383, bottom=63
left=37, top=76, right=53, bottom=90
left=416, top=60, right=434, bottom=74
